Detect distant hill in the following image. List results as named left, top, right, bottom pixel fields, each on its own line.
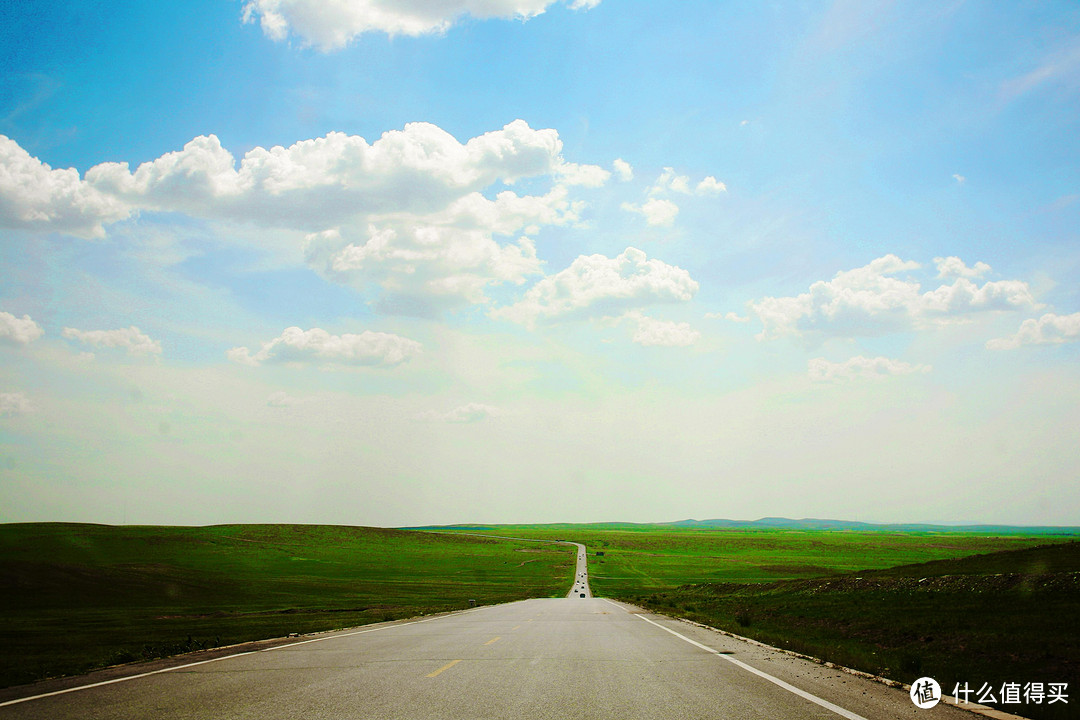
left=665, top=517, right=1080, bottom=534
left=415, top=518, right=1080, bottom=535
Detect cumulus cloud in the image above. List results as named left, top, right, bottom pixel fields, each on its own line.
left=95, top=122, right=592, bottom=314
left=0, top=136, right=130, bottom=238
left=242, top=0, right=600, bottom=51
left=3, top=121, right=601, bottom=315
left=612, top=158, right=633, bottom=181
left=492, top=247, right=698, bottom=327
left=556, top=161, right=610, bottom=187
left=648, top=167, right=726, bottom=196
left=621, top=167, right=724, bottom=224
left=3, top=122, right=571, bottom=241
left=0, top=311, right=44, bottom=345
left=306, top=185, right=580, bottom=314
left=650, top=167, right=691, bottom=195
left=61, top=326, right=162, bottom=356
left=0, top=391, right=32, bottom=417
left=85, top=121, right=564, bottom=228
left=622, top=311, right=700, bottom=347
left=986, top=312, right=1080, bottom=350
left=749, top=254, right=1038, bottom=339
left=808, top=356, right=931, bottom=382
left=934, top=256, right=990, bottom=279
left=414, top=402, right=500, bottom=423
left=621, top=197, right=679, bottom=226
left=696, top=176, right=727, bottom=195
left=228, top=326, right=421, bottom=368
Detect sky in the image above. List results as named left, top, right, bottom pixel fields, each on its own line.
left=1, top=1, right=1079, bottom=527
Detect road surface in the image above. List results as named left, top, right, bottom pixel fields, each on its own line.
left=0, top=547, right=995, bottom=719
left=567, top=542, right=592, bottom=598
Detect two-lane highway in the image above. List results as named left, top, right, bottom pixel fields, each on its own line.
left=1, top=594, right=988, bottom=719
left=567, top=542, right=592, bottom=598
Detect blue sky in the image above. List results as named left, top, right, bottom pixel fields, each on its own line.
left=1, top=0, right=1079, bottom=526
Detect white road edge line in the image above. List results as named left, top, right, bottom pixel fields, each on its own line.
left=602, top=599, right=869, bottom=720
left=0, top=608, right=479, bottom=708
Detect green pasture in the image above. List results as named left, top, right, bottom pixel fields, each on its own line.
left=443, top=523, right=1062, bottom=594
left=0, top=523, right=573, bottom=688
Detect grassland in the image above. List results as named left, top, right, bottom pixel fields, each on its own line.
left=0, top=523, right=574, bottom=689
left=439, top=523, right=1063, bottom=594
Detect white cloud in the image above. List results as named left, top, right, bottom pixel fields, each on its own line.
left=414, top=402, right=500, bottom=423
left=14, top=121, right=591, bottom=315
left=612, top=158, right=633, bottom=181
left=934, top=256, right=989, bottom=278
left=986, top=312, right=1080, bottom=350
left=623, top=311, right=700, bottom=347
left=952, top=173, right=966, bottom=184
left=318, top=225, right=543, bottom=315
left=492, top=247, right=698, bottom=327
left=242, top=0, right=601, bottom=51
left=0, top=391, right=32, bottom=417
left=307, top=184, right=573, bottom=314
left=808, top=356, right=931, bottom=382
left=650, top=167, right=691, bottom=195
left=0, top=311, right=44, bottom=345
left=0, top=136, right=130, bottom=238
left=621, top=197, right=679, bottom=226
left=228, top=326, right=421, bottom=368
left=557, top=161, right=610, bottom=187
left=695, top=176, right=727, bottom=195
left=86, top=121, right=565, bottom=229
left=749, top=254, right=1038, bottom=339
left=621, top=167, right=722, bottom=223
left=61, top=326, right=162, bottom=356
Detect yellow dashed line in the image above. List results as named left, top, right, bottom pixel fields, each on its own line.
left=426, top=659, right=463, bottom=678
left=484, top=636, right=501, bottom=645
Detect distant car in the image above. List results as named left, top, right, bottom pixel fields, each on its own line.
left=580, top=593, right=586, bottom=598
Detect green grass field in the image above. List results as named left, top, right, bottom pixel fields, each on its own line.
left=0, top=523, right=574, bottom=688
left=439, top=523, right=1061, bottom=592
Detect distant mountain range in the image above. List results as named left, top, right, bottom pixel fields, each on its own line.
left=664, top=517, right=1079, bottom=534
left=419, top=518, right=1079, bottom=535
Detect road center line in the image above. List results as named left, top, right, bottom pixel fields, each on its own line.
left=602, top=599, right=869, bottom=720
left=484, top=636, right=501, bottom=645
left=426, top=659, right=463, bottom=678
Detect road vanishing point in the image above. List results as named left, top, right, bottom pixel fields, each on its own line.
left=0, top=542, right=990, bottom=719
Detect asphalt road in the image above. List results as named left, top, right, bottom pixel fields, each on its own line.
left=0, top=596, right=992, bottom=720
left=566, top=542, right=592, bottom=598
